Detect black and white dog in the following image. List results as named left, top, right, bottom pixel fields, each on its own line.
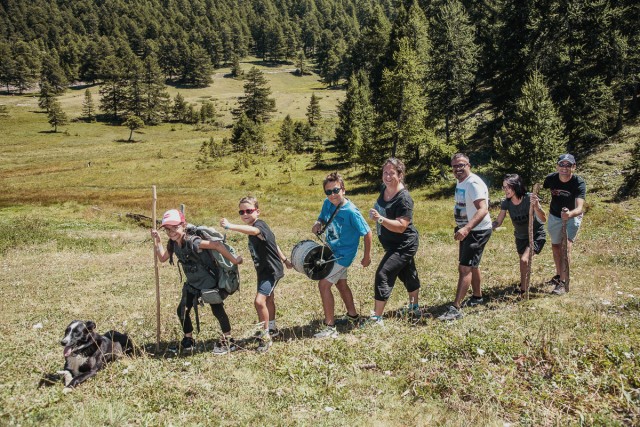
left=58, top=320, right=134, bottom=391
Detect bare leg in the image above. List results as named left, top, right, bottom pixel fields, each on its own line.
left=266, top=294, right=276, bottom=321
left=335, top=279, right=358, bottom=317
left=471, top=267, right=482, bottom=298
left=520, top=247, right=530, bottom=291
left=318, top=279, right=335, bottom=325
left=551, top=243, right=562, bottom=277
left=408, top=289, right=419, bottom=307
left=255, top=293, right=269, bottom=331
left=454, top=265, right=473, bottom=308
left=374, top=299, right=386, bottom=317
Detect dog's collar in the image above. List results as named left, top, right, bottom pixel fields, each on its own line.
left=66, top=340, right=96, bottom=355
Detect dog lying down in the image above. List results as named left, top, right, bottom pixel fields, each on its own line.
left=58, top=320, right=134, bottom=392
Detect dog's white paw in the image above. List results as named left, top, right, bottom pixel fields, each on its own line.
left=62, top=386, right=73, bottom=394
left=57, top=370, right=73, bottom=386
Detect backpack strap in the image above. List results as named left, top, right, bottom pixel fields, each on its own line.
left=317, top=201, right=342, bottom=236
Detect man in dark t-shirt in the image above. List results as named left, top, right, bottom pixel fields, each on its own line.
left=543, top=153, right=586, bottom=295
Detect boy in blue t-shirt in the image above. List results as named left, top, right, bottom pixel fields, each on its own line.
left=311, top=172, right=372, bottom=338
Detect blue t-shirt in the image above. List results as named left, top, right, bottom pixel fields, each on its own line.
left=317, top=199, right=370, bottom=267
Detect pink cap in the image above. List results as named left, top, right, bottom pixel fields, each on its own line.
left=161, top=209, right=185, bottom=227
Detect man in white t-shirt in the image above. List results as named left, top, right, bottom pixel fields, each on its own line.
left=439, top=153, right=493, bottom=321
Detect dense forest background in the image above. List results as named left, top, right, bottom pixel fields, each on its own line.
left=1, top=0, right=639, bottom=186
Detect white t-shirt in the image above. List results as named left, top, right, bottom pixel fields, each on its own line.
left=454, top=173, right=492, bottom=231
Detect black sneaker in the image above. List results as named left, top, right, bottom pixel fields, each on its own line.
left=335, top=313, right=360, bottom=326
left=180, top=336, right=195, bottom=351
left=461, top=296, right=485, bottom=307
left=212, top=338, right=238, bottom=355
left=546, top=275, right=561, bottom=286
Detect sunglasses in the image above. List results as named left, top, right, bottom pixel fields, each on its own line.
left=557, top=162, right=573, bottom=168
left=324, top=187, right=342, bottom=196
left=451, top=163, right=468, bottom=170
left=238, top=208, right=258, bottom=215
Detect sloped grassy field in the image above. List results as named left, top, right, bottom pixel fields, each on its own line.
left=0, top=65, right=638, bottom=425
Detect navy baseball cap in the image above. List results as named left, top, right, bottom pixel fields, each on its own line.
left=557, top=154, right=576, bottom=165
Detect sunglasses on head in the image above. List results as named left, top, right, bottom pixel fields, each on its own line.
left=324, top=187, right=342, bottom=196
left=239, top=208, right=258, bottom=215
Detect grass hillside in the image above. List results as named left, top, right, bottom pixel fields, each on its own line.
left=0, top=61, right=638, bottom=426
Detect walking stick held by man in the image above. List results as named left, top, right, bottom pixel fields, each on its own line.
left=561, top=207, right=570, bottom=292
left=524, top=183, right=540, bottom=300
left=152, top=186, right=161, bottom=353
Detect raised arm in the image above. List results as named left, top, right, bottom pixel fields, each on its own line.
left=220, top=217, right=261, bottom=236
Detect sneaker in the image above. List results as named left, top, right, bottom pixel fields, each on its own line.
left=438, top=305, right=463, bottom=321
left=397, top=304, right=422, bottom=318
left=256, top=335, right=273, bottom=353
left=551, top=280, right=567, bottom=295
left=254, top=328, right=281, bottom=339
left=268, top=328, right=281, bottom=339
left=180, top=336, right=195, bottom=351
left=546, top=275, right=561, bottom=286
left=314, top=324, right=338, bottom=339
left=335, top=313, right=360, bottom=326
left=212, top=338, right=238, bottom=355
left=360, top=315, right=384, bottom=328
left=461, top=296, right=485, bottom=307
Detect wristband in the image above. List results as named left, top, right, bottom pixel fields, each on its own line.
left=224, top=224, right=230, bottom=230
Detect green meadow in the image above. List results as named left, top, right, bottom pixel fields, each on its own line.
left=0, top=62, right=638, bottom=426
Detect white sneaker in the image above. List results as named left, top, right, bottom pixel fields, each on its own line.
left=314, top=324, right=338, bottom=338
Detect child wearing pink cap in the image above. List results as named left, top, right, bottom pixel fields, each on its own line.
left=151, top=209, right=243, bottom=354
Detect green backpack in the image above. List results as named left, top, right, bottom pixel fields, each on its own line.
left=167, top=224, right=240, bottom=297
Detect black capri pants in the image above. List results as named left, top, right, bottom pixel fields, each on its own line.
left=178, top=286, right=231, bottom=334
left=374, top=250, right=421, bottom=301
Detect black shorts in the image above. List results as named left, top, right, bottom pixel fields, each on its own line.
left=458, top=228, right=492, bottom=267
left=515, top=236, right=546, bottom=255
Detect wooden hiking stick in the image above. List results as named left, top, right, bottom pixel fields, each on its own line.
left=152, top=186, right=161, bottom=352
left=524, top=183, right=540, bottom=300
left=561, top=211, right=570, bottom=292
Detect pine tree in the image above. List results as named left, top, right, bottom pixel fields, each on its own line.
left=122, top=115, right=145, bottom=142
left=231, top=113, right=265, bottom=153
left=306, top=93, right=322, bottom=128
left=38, top=82, right=55, bottom=113
left=378, top=38, right=442, bottom=173
left=40, top=52, right=68, bottom=95
left=231, top=55, right=243, bottom=78
left=47, top=99, right=68, bottom=133
left=99, top=55, right=127, bottom=121
left=82, top=89, right=96, bottom=122
left=278, top=114, right=296, bottom=152
left=334, top=71, right=375, bottom=165
left=184, top=45, right=213, bottom=87
left=296, top=51, right=308, bottom=76
left=233, top=67, right=276, bottom=123
left=172, top=93, right=188, bottom=123
left=494, top=70, right=566, bottom=186
left=428, top=0, right=479, bottom=143
left=141, top=55, right=170, bottom=125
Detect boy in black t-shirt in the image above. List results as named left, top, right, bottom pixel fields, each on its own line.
left=542, top=153, right=586, bottom=295
left=220, top=197, right=292, bottom=353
